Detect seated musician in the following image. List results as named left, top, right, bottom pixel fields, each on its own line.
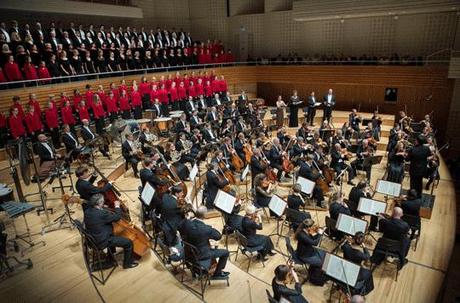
left=202, top=123, right=218, bottom=143
left=331, top=129, right=350, bottom=149
left=35, top=134, right=62, bottom=180
left=81, top=119, right=110, bottom=159
left=205, top=162, right=230, bottom=209
left=139, top=156, right=168, bottom=205
left=220, top=119, right=234, bottom=138
left=329, top=191, right=351, bottom=240
left=175, top=113, right=189, bottom=134
left=164, top=142, right=190, bottom=181
left=175, top=132, right=195, bottom=165
left=298, top=155, right=326, bottom=208
left=296, top=123, right=310, bottom=140
left=269, top=137, right=287, bottom=181
left=62, top=124, right=81, bottom=161
left=287, top=184, right=312, bottom=227
left=138, top=128, right=156, bottom=156
left=235, top=116, right=248, bottom=134
left=331, top=143, right=356, bottom=186
left=277, top=127, right=291, bottom=147
left=76, top=165, right=113, bottom=205
left=212, top=93, right=223, bottom=106
left=291, top=137, right=310, bottom=163
left=84, top=193, right=138, bottom=269
left=272, top=263, right=309, bottom=303
left=250, top=147, right=268, bottom=186
left=371, top=110, right=382, bottom=141
left=179, top=205, right=230, bottom=278
left=349, top=109, right=361, bottom=134
left=370, top=207, right=410, bottom=269
left=399, top=189, right=422, bottom=238
left=223, top=103, right=239, bottom=121
left=253, top=173, right=274, bottom=209
left=189, top=110, right=202, bottom=129
left=197, top=94, right=208, bottom=113
left=341, top=122, right=356, bottom=141
left=294, top=218, right=325, bottom=267
left=351, top=139, right=374, bottom=180
left=242, top=205, right=276, bottom=261
left=222, top=197, right=244, bottom=234
left=206, top=107, right=219, bottom=125
left=151, top=99, right=163, bottom=118
left=185, top=96, right=198, bottom=116
left=190, top=129, right=203, bottom=160
left=122, top=134, right=140, bottom=178
left=234, top=132, right=247, bottom=162
left=341, top=232, right=375, bottom=296
left=159, top=186, right=184, bottom=246
left=347, top=180, right=372, bottom=218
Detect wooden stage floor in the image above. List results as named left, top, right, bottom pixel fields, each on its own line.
left=0, top=120, right=455, bottom=303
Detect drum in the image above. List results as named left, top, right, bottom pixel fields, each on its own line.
left=144, top=109, right=156, bottom=120
left=0, top=184, right=13, bottom=205
left=137, top=118, right=151, bottom=130
left=169, top=110, right=184, bottom=116
left=154, top=118, right=172, bottom=133
left=170, top=114, right=182, bottom=120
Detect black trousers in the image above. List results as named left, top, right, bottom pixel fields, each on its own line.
left=313, top=185, right=324, bottom=205
left=109, top=112, right=118, bottom=123
left=133, top=106, right=142, bottom=120
left=334, top=163, right=355, bottom=182
left=125, top=156, right=140, bottom=175
left=323, top=107, right=332, bottom=122
left=199, top=248, right=229, bottom=274
left=307, top=107, right=316, bottom=125
left=95, top=118, right=105, bottom=135
left=49, top=127, right=60, bottom=147
left=107, top=235, right=133, bottom=266
left=410, top=174, right=424, bottom=198
left=351, top=159, right=371, bottom=180
left=121, top=110, right=131, bottom=120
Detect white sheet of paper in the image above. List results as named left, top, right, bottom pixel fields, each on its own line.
left=376, top=180, right=402, bottom=197
left=358, top=197, right=387, bottom=216
left=141, top=182, right=155, bottom=206
left=322, top=253, right=360, bottom=287
left=336, top=213, right=367, bottom=236
left=297, top=176, right=315, bottom=195
left=268, top=195, right=288, bottom=217
left=213, top=189, right=236, bottom=214
left=241, top=165, right=250, bottom=181
left=189, top=164, right=198, bottom=181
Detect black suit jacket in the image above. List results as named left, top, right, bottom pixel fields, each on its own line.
left=76, top=175, right=112, bottom=201
left=152, top=104, right=163, bottom=117
left=206, top=170, right=229, bottom=204
left=295, top=230, right=321, bottom=259
left=307, top=96, right=317, bottom=107
left=250, top=155, right=266, bottom=178
left=139, top=167, right=167, bottom=188
left=121, top=140, right=134, bottom=160
left=329, top=202, right=352, bottom=221
left=379, top=218, right=410, bottom=241
left=84, top=206, right=122, bottom=248
left=407, top=145, right=431, bottom=177
left=202, top=128, right=217, bottom=143
left=81, top=126, right=96, bottom=142
left=175, top=120, right=187, bottom=133
left=298, top=162, right=318, bottom=181
left=185, top=101, right=197, bottom=114
left=36, top=142, right=55, bottom=163
left=180, top=218, right=222, bottom=260
left=62, top=132, right=79, bottom=151
left=160, top=194, right=183, bottom=229
left=322, top=94, right=336, bottom=107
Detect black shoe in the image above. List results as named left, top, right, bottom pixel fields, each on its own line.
left=134, top=173, right=140, bottom=179
left=213, top=271, right=230, bottom=278
left=268, top=251, right=276, bottom=256
left=335, top=180, right=340, bottom=186
left=123, top=261, right=139, bottom=269
left=347, top=181, right=356, bottom=186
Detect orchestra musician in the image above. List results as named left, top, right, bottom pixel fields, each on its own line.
left=386, top=141, right=406, bottom=183
left=80, top=119, right=111, bottom=159
left=399, top=189, right=422, bottom=239
left=298, top=155, right=326, bottom=208
left=269, top=137, right=287, bottom=181
left=175, top=132, right=195, bottom=165
left=139, top=157, right=168, bottom=212
left=179, top=205, right=230, bottom=278
left=62, top=124, right=81, bottom=161
left=272, top=263, right=309, bottom=303
left=351, top=139, right=374, bottom=180
left=370, top=207, right=410, bottom=269
left=242, top=204, right=276, bottom=261
left=175, top=113, right=189, bottom=133
left=35, top=134, right=62, bottom=180
left=331, top=143, right=356, bottom=186
left=75, top=165, right=113, bottom=203
left=307, top=91, right=317, bottom=126
left=202, top=123, right=218, bottom=143
left=250, top=148, right=268, bottom=185
left=340, top=232, right=375, bottom=296
left=347, top=181, right=372, bottom=218
left=121, top=133, right=141, bottom=178
left=84, top=193, right=138, bottom=269
left=328, top=191, right=351, bottom=240
left=138, top=127, right=156, bottom=156
left=205, top=162, right=230, bottom=209
left=407, top=135, right=431, bottom=198
left=349, top=109, right=361, bottom=134
left=322, top=88, right=336, bottom=123
left=253, top=173, right=274, bottom=208
left=287, top=184, right=312, bottom=226
left=294, top=218, right=326, bottom=271
left=159, top=186, right=184, bottom=246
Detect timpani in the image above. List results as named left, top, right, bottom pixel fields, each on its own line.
left=154, top=117, right=172, bottom=136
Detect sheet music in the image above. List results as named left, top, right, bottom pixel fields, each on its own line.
left=189, top=164, right=198, bottom=181
left=268, top=195, right=287, bottom=217
left=241, top=165, right=250, bottom=181
left=297, top=176, right=315, bottom=195
left=336, top=213, right=367, bottom=236
left=213, top=189, right=236, bottom=214
left=314, top=102, right=322, bottom=107
left=376, top=180, right=402, bottom=197
left=357, top=197, right=387, bottom=216
left=141, top=182, right=155, bottom=206
left=322, top=253, right=360, bottom=287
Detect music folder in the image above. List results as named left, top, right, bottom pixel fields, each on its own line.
left=268, top=195, right=288, bottom=218
left=376, top=179, right=402, bottom=197
left=141, top=182, right=156, bottom=206
left=363, top=155, right=383, bottom=167
left=322, top=253, right=360, bottom=287
left=296, top=176, right=315, bottom=195
left=213, top=189, right=236, bottom=214
left=335, top=213, right=368, bottom=236
left=357, top=197, right=387, bottom=216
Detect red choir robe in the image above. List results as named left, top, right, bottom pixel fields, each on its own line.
left=178, top=85, right=187, bottom=100
left=45, top=108, right=59, bottom=129
left=169, top=87, right=179, bottom=104
left=92, top=103, right=105, bottom=119
left=24, top=111, right=43, bottom=134
left=61, top=105, right=76, bottom=126
left=119, top=96, right=131, bottom=111
left=8, top=114, right=26, bottom=139
left=4, top=61, right=22, bottom=81
left=28, top=99, right=41, bottom=115
left=77, top=104, right=90, bottom=121
left=131, top=91, right=142, bottom=107
left=23, top=63, right=38, bottom=80
left=105, top=96, right=118, bottom=113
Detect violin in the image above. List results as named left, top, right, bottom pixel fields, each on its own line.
left=306, top=225, right=322, bottom=236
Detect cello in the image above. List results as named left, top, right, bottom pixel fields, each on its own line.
left=281, top=137, right=295, bottom=173
left=153, top=146, right=188, bottom=197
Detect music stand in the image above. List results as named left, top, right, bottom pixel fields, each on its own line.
left=357, top=197, right=387, bottom=242
left=189, top=164, right=199, bottom=209
left=240, top=165, right=251, bottom=201
left=322, top=253, right=360, bottom=298
left=267, top=195, right=288, bottom=250
left=363, top=155, right=383, bottom=169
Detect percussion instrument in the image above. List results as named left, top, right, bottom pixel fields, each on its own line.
left=154, top=117, right=172, bottom=133
left=169, top=114, right=182, bottom=120
left=144, top=108, right=156, bottom=119
left=0, top=184, right=13, bottom=205
left=169, top=110, right=184, bottom=116
left=0, top=201, right=35, bottom=218
left=136, top=118, right=151, bottom=130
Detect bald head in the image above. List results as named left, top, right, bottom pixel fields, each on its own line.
left=350, top=295, right=365, bottom=303
left=196, top=206, right=208, bottom=219
left=392, top=207, right=403, bottom=219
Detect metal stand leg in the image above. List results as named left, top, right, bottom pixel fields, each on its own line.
left=12, top=215, right=46, bottom=256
